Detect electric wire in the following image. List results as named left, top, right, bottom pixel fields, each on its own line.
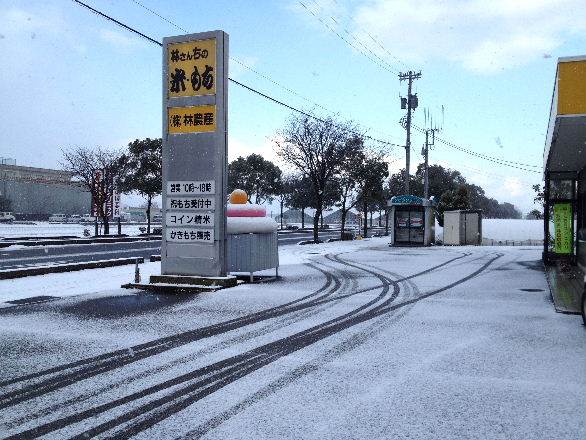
left=411, top=124, right=541, bottom=173
left=129, top=0, right=188, bottom=33
left=76, top=0, right=541, bottom=171
left=72, top=0, right=399, bottom=148
left=310, top=1, right=400, bottom=74
left=300, top=0, right=541, bottom=172
left=298, top=1, right=400, bottom=75
left=329, top=0, right=409, bottom=69
left=130, top=0, right=335, bottom=116
left=308, top=0, right=407, bottom=71
left=127, top=0, right=397, bottom=142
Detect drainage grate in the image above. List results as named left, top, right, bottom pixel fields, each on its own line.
left=6, top=296, right=61, bottom=305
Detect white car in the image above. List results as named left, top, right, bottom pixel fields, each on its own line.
left=48, top=214, right=67, bottom=223
left=68, top=214, right=82, bottom=223
left=80, top=214, right=96, bottom=223
left=0, top=212, right=15, bottom=223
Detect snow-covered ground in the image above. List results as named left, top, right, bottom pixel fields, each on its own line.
left=0, top=238, right=582, bottom=439
left=435, top=218, right=543, bottom=241
left=1, top=219, right=545, bottom=241
left=0, top=221, right=154, bottom=238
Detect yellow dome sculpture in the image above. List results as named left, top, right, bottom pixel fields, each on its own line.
left=229, top=189, right=248, bottom=204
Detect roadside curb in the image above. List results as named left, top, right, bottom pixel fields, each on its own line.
left=0, top=257, right=145, bottom=280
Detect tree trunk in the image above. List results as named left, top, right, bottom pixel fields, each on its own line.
left=378, top=209, right=382, bottom=226
left=280, top=199, right=284, bottom=229
left=340, top=198, right=347, bottom=240
left=301, top=207, right=305, bottom=229
left=103, top=214, right=109, bottom=235
left=363, top=200, right=368, bottom=237
left=146, top=196, right=152, bottom=235
left=385, top=208, right=389, bottom=236
left=313, top=209, right=320, bottom=243
left=369, top=210, right=373, bottom=227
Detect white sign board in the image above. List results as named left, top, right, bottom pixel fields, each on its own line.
left=167, top=180, right=215, bottom=195
left=112, top=190, right=121, bottom=218
left=165, top=212, right=214, bottom=227
left=166, top=197, right=215, bottom=211
left=166, top=228, right=214, bottom=243
left=162, top=31, right=228, bottom=276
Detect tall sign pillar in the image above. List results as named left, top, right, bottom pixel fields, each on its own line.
left=161, top=31, right=229, bottom=277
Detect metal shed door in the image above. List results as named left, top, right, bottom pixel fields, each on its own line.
left=464, top=212, right=478, bottom=244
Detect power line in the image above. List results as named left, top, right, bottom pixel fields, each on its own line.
left=127, top=0, right=398, bottom=142
left=74, top=0, right=160, bottom=45
left=231, top=78, right=398, bottom=147
left=301, top=2, right=540, bottom=173
left=129, top=0, right=187, bottom=33
left=310, top=0, right=408, bottom=70
left=329, top=0, right=408, bottom=69
left=411, top=124, right=540, bottom=173
left=130, top=0, right=335, bottom=114
left=451, top=163, right=538, bottom=187
left=307, top=0, right=400, bottom=74
left=72, top=0, right=399, bottom=148
left=127, top=0, right=398, bottom=144
left=434, top=134, right=541, bottom=169
left=298, top=1, right=399, bottom=75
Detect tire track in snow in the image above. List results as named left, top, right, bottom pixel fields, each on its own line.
left=9, top=252, right=489, bottom=438
left=179, top=265, right=421, bottom=439
left=0, top=261, right=339, bottom=408
left=0, top=248, right=460, bottom=410
left=1, top=251, right=481, bottom=438
left=0, top=257, right=351, bottom=430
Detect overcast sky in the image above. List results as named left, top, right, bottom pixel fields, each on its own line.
left=1, top=0, right=585, bottom=213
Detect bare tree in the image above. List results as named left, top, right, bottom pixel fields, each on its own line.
left=117, top=138, right=162, bottom=235
left=355, top=154, right=388, bottom=237
left=337, top=137, right=366, bottom=239
left=275, top=114, right=361, bottom=242
left=61, top=146, right=121, bottom=235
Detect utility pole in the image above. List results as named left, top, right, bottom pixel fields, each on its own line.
left=399, top=70, right=421, bottom=194
left=422, top=127, right=439, bottom=199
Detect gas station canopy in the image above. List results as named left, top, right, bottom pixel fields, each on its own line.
left=544, top=56, right=586, bottom=175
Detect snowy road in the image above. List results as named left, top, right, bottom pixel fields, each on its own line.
left=0, top=239, right=583, bottom=439
left=0, top=230, right=348, bottom=270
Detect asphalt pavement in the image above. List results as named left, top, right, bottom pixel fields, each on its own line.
left=0, top=243, right=582, bottom=439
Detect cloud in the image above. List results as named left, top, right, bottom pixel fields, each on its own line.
left=99, top=29, right=143, bottom=49
left=230, top=56, right=259, bottom=79
left=229, top=137, right=279, bottom=163
left=0, top=6, right=86, bottom=54
left=1, top=7, right=64, bottom=34
left=350, top=0, right=586, bottom=73
left=502, top=176, right=525, bottom=197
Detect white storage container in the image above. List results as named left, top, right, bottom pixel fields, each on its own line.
left=443, top=210, right=482, bottom=245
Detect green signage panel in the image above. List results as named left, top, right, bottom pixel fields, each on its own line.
left=553, top=203, right=572, bottom=254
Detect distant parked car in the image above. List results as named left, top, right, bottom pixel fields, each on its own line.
left=0, top=212, right=15, bottom=223
left=285, top=224, right=299, bottom=230
left=49, top=213, right=67, bottom=223
left=67, top=214, right=82, bottom=223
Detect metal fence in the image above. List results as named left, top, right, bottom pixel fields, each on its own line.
left=481, top=238, right=543, bottom=246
